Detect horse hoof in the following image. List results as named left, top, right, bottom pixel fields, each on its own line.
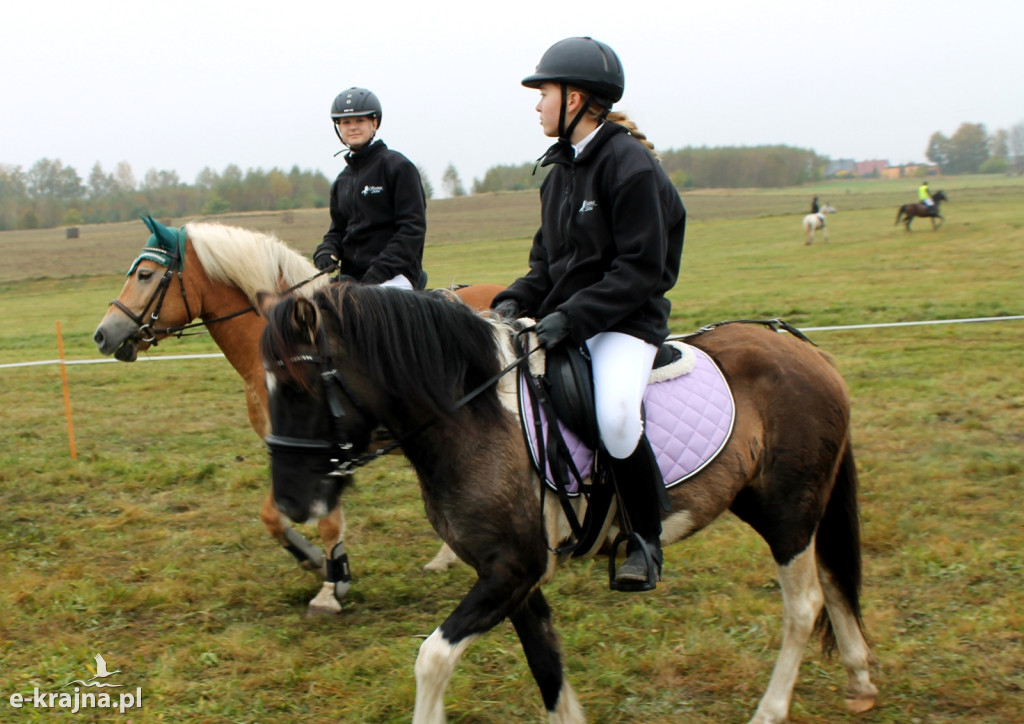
left=845, top=693, right=877, bottom=714
left=305, top=602, right=341, bottom=617
left=305, top=583, right=343, bottom=616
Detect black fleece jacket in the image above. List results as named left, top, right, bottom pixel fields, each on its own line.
left=493, top=123, right=685, bottom=346
left=315, top=140, right=426, bottom=286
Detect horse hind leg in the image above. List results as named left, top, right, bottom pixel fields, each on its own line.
left=749, top=545, right=824, bottom=724
left=818, top=568, right=878, bottom=713
left=815, top=446, right=877, bottom=712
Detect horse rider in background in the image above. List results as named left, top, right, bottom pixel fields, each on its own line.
left=314, top=87, right=427, bottom=290
left=918, top=180, right=936, bottom=214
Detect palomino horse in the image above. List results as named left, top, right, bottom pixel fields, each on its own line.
left=802, top=203, right=836, bottom=245
left=896, top=189, right=948, bottom=231
left=93, top=216, right=500, bottom=614
left=259, top=284, right=878, bottom=724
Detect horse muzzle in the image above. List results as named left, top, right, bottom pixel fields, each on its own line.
left=266, top=435, right=348, bottom=524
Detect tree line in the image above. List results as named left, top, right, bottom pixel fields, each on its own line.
left=3, top=120, right=1020, bottom=231
left=926, top=121, right=1024, bottom=175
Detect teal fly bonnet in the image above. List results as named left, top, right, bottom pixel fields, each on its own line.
left=126, top=215, right=187, bottom=276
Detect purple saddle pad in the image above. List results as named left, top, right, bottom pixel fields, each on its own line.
left=518, top=343, right=735, bottom=495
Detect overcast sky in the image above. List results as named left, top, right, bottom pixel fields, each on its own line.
left=3, top=0, right=1020, bottom=195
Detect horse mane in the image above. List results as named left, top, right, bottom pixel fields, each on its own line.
left=267, top=284, right=509, bottom=425
left=185, top=221, right=327, bottom=305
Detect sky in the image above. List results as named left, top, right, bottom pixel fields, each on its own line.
left=3, top=0, right=1021, bottom=196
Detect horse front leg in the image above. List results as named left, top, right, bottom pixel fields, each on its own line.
left=307, top=505, right=348, bottom=616
left=510, top=589, right=584, bottom=723
left=750, top=545, right=823, bottom=724
left=260, top=490, right=324, bottom=572
left=414, top=571, right=552, bottom=722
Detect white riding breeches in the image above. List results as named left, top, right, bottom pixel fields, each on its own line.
left=379, top=274, right=414, bottom=290
left=585, top=331, right=658, bottom=460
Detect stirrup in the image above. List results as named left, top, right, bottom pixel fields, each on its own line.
left=608, top=531, right=661, bottom=592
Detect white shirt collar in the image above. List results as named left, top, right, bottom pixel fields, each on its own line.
left=573, top=123, right=604, bottom=157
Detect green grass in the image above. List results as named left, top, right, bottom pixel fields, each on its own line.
left=1, top=175, right=1022, bottom=722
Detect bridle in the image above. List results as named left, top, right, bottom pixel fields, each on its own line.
left=108, top=240, right=194, bottom=345
left=264, top=315, right=540, bottom=477
left=108, top=240, right=334, bottom=346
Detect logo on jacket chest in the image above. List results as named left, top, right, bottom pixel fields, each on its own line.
left=578, top=200, right=598, bottom=214
left=361, top=185, right=384, bottom=196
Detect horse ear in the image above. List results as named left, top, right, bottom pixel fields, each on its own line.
left=255, top=291, right=280, bottom=318
left=141, top=214, right=157, bottom=233
left=292, top=297, right=320, bottom=340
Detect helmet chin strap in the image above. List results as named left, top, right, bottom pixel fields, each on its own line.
left=557, top=83, right=609, bottom=144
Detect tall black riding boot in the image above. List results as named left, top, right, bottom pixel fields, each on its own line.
left=609, top=436, right=664, bottom=592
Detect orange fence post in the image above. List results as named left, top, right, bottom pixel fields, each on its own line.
left=56, top=321, right=78, bottom=459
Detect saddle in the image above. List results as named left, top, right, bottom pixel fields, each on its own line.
left=544, top=342, right=682, bottom=447
left=518, top=337, right=734, bottom=559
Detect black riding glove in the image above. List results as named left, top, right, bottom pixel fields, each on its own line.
left=492, top=299, right=520, bottom=321
left=534, top=311, right=571, bottom=349
left=314, top=253, right=338, bottom=272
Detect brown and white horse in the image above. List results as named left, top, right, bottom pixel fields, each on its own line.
left=93, top=216, right=497, bottom=614
left=260, top=283, right=878, bottom=723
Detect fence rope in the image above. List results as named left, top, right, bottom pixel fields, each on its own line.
left=2, top=315, right=1022, bottom=371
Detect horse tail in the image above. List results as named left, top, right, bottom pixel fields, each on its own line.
left=895, top=206, right=906, bottom=225
left=812, top=442, right=865, bottom=656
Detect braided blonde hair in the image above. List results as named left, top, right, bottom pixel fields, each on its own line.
left=571, top=86, right=658, bottom=158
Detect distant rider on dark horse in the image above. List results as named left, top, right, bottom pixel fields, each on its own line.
left=918, top=180, right=936, bottom=215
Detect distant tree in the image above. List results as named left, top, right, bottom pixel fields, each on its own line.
left=417, top=166, right=434, bottom=200
left=978, top=157, right=1009, bottom=174
left=87, top=162, right=115, bottom=199
left=946, top=123, right=989, bottom=174
left=0, top=164, right=27, bottom=230
left=988, top=129, right=1009, bottom=161
left=114, top=161, right=137, bottom=192
left=202, top=193, right=231, bottom=215
left=1009, top=121, right=1024, bottom=173
left=441, top=163, right=466, bottom=197
left=472, top=162, right=547, bottom=193
left=925, top=131, right=951, bottom=169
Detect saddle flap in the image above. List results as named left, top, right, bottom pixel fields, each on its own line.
left=544, top=343, right=600, bottom=449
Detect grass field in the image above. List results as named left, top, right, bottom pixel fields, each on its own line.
left=1, top=175, right=1022, bottom=722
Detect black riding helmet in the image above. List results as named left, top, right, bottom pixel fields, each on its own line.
left=331, top=87, right=382, bottom=150
left=523, top=37, right=624, bottom=141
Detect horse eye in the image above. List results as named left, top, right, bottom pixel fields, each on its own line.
left=137, top=269, right=153, bottom=281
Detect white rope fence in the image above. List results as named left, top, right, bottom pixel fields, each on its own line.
left=2, top=315, right=1022, bottom=371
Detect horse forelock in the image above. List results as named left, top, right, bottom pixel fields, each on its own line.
left=320, top=284, right=505, bottom=422
left=185, top=222, right=325, bottom=305
left=259, top=295, right=320, bottom=393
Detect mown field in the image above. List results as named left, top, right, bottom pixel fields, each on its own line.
left=1, top=175, right=1022, bottom=723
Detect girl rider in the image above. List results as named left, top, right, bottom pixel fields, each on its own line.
left=491, top=37, right=686, bottom=590
left=314, top=87, right=427, bottom=290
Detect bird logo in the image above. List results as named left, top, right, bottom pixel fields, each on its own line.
left=63, top=654, right=123, bottom=688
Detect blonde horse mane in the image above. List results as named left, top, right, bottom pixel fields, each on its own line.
left=184, top=221, right=327, bottom=304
